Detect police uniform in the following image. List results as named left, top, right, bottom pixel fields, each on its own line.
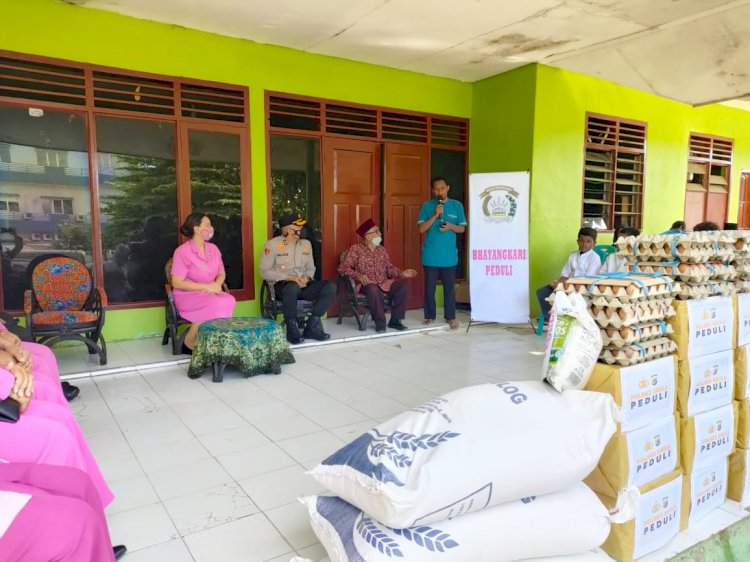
left=259, top=214, right=336, bottom=343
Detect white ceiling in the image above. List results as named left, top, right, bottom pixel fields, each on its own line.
left=74, top=0, right=750, bottom=106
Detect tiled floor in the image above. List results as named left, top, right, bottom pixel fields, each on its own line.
left=58, top=312, right=749, bottom=561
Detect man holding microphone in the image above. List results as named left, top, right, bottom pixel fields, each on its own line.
left=417, top=177, right=467, bottom=330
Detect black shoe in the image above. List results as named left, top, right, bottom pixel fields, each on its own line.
left=375, top=326, right=386, bottom=333
left=303, top=316, right=331, bottom=341
left=286, top=319, right=304, bottom=344
left=181, top=343, right=193, bottom=355
left=113, top=545, right=127, bottom=560
left=388, top=319, right=408, bottom=331
left=61, top=381, right=80, bottom=402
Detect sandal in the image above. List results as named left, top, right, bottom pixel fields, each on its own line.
left=447, top=319, right=460, bottom=330
left=422, top=319, right=435, bottom=326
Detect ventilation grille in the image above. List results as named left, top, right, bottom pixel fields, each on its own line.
left=181, top=83, right=245, bottom=122
left=93, top=71, right=174, bottom=115
left=586, top=116, right=646, bottom=152
left=689, top=134, right=733, bottom=164
left=0, top=56, right=86, bottom=105
left=0, top=53, right=247, bottom=123
left=268, top=93, right=467, bottom=147
left=325, top=104, right=377, bottom=137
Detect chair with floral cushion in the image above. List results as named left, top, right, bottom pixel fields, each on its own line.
left=24, top=254, right=107, bottom=365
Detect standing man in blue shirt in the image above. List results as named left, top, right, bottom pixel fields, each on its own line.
left=418, top=177, right=467, bottom=330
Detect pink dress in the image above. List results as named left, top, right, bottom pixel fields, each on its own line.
left=0, top=463, right=115, bottom=562
left=0, top=369, right=113, bottom=509
left=171, top=240, right=236, bottom=323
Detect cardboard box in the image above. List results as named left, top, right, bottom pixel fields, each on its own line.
left=734, top=345, right=750, bottom=400
left=680, top=457, right=729, bottom=530
left=680, top=403, right=736, bottom=473
left=737, top=292, right=750, bottom=348
left=668, top=296, right=734, bottom=361
left=736, top=399, right=750, bottom=449
left=586, top=415, right=679, bottom=497
left=586, top=356, right=676, bottom=432
left=598, top=470, right=683, bottom=562
left=728, top=447, right=750, bottom=507
left=676, top=349, right=734, bottom=417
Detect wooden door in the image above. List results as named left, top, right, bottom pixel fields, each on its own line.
left=739, top=172, right=750, bottom=228
left=322, top=138, right=380, bottom=313
left=383, top=143, right=429, bottom=309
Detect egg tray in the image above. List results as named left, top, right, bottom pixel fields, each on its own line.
left=588, top=295, right=674, bottom=310
left=590, top=301, right=676, bottom=328
left=598, top=337, right=677, bottom=366
left=631, top=261, right=735, bottom=282
left=615, top=233, right=735, bottom=263
left=675, top=281, right=736, bottom=300
left=600, top=322, right=674, bottom=347
left=734, top=279, right=750, bottom=293
left=555, top=276, right=677, bottom=303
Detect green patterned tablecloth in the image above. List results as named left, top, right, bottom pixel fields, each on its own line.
left=188, top=317, right=295, bottom=381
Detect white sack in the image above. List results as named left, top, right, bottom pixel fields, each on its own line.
left=300, top=484, right=628, bottom=562
left=544, top=291, right=603, bottom=391
left=308, top=381, right=618, bottom=528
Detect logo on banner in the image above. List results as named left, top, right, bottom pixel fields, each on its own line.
left=479, top=186, right=518, bottom=223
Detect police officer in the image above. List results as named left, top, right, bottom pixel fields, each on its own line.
left=259, top=213, right=336, bottom=344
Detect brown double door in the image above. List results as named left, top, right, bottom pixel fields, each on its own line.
left=322, top=138, right=428, bottom=314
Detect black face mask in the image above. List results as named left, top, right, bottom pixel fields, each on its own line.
left=298, top=227, right=308, bottom=240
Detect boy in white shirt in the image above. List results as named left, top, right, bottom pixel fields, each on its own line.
left=599, top=226, right=639, bottom=274
left=536, top=227, right=600, bottom=322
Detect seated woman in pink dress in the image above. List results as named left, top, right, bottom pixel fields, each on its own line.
left=0, top=463, right=126, bottom=561
left=171, top=212, right=237, bottom=353
left=0, top=362, right=113, bottom=509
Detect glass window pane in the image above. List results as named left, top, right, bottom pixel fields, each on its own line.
left=188, top=130, right=244, bottom=290
left=431, top=148, right=466, bottom=279
left=0, top=105, right=91, bottom=310
left=96, top=116, right=177, bottom=303
left=269, top=135, right=322, bottom=279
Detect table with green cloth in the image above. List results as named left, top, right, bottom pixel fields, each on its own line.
left=188, top=317, right=295, bottom=382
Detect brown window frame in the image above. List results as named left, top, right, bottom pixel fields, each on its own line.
left=685, top=132, right=733, bottom=225
left=0, top=49, right=254, bottom=311
left=582, top=113, right=647, bottom=232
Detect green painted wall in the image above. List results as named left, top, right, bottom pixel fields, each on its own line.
left=468, top=63, right=750, bottom=316
left=470, top=65, right=537, bottom=174
left=1, top=0, right=471, bottom=340
left=529, top=64, right=750, bottom=313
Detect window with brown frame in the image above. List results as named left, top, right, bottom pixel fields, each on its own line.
left=0, top=51, right=252, bottom=311
left=582, top=114, right=646, bottom=231
left=684, top=133, right=733, bottom=229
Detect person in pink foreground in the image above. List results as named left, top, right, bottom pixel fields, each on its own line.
left=0, top=318, right=80, bottom=402
left=0, top=463, right=126, bottom=561
left=170, top=211, right=237, bottom=354
left=0, top=365, right=113, bottom=510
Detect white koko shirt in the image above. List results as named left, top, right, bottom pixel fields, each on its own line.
left=560, top=250, right=602, bottom=278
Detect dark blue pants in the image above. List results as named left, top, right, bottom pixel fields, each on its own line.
left=536, top=285, right=554, bottom=321
left=423, top=266, right=456, bottom=321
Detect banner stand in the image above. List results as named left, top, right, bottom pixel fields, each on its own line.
left=467, top=172, right=530, bottom=326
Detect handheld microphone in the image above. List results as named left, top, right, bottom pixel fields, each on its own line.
left=438, top=196, right=447, bottom=227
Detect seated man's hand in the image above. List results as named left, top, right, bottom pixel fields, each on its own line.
left=359, top=275, right=371, bottom=286
left=298, top=275, right=310, bottom=288
left=548, top=279, right=558, bottom=288
left=401, top=269, right=417, bottom=278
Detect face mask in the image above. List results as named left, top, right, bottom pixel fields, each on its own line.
left=299, top=227, right=308, bottom=239
left=199, top=226, right=214, bottom=241
left=371, top=236, right=382, bottom=246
